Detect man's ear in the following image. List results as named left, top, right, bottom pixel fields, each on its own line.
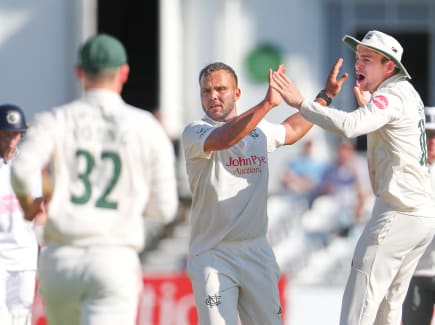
left=120, top=64, right=130, bottom=84
left=385, top=60, right=397, bottom=75
left=235, top=87, right=241, bottom=101
left=76, top=66, right=84, bottom=79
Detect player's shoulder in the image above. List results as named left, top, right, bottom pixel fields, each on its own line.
left=32, top=103, right=68, bottom=125
left=183, top=118, right=211, bottom=131
left=121, top=105, right=174, bottom=145
left=47, top=99, right=85, bottom=117
left=123, top=104, right=154, bottom=118
left=182, top=117, right=214, bottom=140
left=379, top=83, right=421, bottom=116
left=123, top=104, right=162, bottom=128
left=379, top=75, right=415, bottom=97
left=256, top=118, right=279, bottom=130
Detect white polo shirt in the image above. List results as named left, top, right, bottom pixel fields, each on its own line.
left=182, top=116, right=285, bottom=256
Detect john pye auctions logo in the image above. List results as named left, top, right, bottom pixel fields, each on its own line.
left=225, top=155, right=267, bottom=175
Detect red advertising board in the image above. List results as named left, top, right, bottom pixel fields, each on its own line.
left=32, top=273, right=288, bottom=325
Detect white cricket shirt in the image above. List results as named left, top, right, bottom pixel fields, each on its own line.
left=0, top=154, right=41, bottom=270
left=12, top=90, right=178, bottom=252
left=182, top=116, right=285, bottom=256
left=300, top=74, right=435, bottom=216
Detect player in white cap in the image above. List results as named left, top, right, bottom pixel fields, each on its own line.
left=11, top=34, right=178, bottom=325
left=402, top=106, right=435, bottom=325
left=271, top=30, right=435, bottom=325
left=0, top=104, right=44, bottom=325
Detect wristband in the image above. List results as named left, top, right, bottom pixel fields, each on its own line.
left=316, top=89, right=332, bottom=106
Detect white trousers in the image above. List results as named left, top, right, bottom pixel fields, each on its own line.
left=340, top=200, right=435, bottom=325
left=0, top=268, right=35, bottom=325
left=38, top=245, right=142, bottom=325
left=188, top=237, right=283, bottom=325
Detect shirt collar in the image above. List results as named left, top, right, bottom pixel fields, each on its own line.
left=84, top=89, right=124, bottom=104
left=202, top=115, right=226, bottom=127
left=378, top=73, right=407, bottom=89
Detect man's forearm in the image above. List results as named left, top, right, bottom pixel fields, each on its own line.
left=16, top=195, right=44, bottom=221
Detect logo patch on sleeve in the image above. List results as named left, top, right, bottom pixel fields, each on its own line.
left=372, top=95, right=388, bottom=109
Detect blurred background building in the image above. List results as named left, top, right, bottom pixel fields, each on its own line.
left=1, top=0, right=435, bottom=192
left=2, top=0, right=435, bottom=324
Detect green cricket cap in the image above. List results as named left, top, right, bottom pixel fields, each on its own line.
left=79, top=33, right=127, bottom=71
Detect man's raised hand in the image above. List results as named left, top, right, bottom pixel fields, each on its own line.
left=270, top=65, right=304, bottom=109
left=324, top=58, right=349, bottom=99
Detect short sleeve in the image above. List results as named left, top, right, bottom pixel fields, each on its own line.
left=181, top=122, right=215, bottom=160
left=257, top=119, right=286, bottom=152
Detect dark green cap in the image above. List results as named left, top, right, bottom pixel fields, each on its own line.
left=79, top=33, right=127, bottom=71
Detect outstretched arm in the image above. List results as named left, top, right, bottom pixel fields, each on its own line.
left=281, top=112, right=314, bottom=145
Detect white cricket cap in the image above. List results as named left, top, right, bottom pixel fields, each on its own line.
left=342, top=30, right=411, bottom=80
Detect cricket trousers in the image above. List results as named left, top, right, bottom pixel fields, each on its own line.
left=188, top=237, right=283, bottom=325
left=340, top=199, right=435, bottom=325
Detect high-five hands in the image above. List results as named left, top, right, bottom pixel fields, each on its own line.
left=270, top=58, right=351, bottom=109
left=270, top=65, right=304, bottom=109
left=265, top=64, right=285, bottom=108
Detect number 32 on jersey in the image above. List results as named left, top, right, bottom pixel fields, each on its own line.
left=71, top=149, right=121, bottom=210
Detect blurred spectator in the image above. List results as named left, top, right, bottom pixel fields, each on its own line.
left=284, top=138, right=374, bottom=285
left=268, top=139, right=324, bottom=247
left=280, top=139, right=326, bottom=203
left=302, top=137, right=372, bottom=238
